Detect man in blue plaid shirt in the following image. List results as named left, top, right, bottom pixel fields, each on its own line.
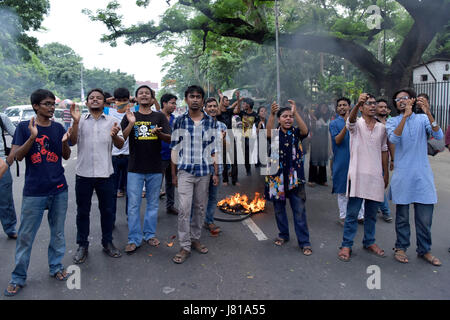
left=171, top=85, right=219, bottom=264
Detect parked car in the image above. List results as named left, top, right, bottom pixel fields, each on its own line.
left=4, top=105, right=31, bottom=126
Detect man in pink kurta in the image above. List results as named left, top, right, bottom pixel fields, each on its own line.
left=338, top=93, right=389, bottom=262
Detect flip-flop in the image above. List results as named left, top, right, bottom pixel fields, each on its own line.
left=172, top=249, right=190, bottom=264
left=4, top=284, right=23, bottom=297
left=52, top=270, right=69, bottom=281
left=191, top=241, right=208, bottom=254
left=418, top=253, right=442, bottom=267
left=301, top=246, right=313, bottom=256
left=364, top=244, right=386, bottom=258
left=338, top=247, right=352, bottom=262
left=147, top=238, right=160, bottom=247
left=274, top=238, right=288, bottom=246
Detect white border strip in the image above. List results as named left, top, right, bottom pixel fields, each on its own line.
left=242, top=218, right=268, bottom=241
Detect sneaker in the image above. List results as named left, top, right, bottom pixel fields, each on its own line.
left=337, top=218, right=345, bottom=227
left=167, top=207, right=179, bottom=215
left=383, top=215, right=393, bottom=222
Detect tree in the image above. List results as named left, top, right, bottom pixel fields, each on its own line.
left=39, top=43, right=83, bottom=100
left=86, top=0, right=450, bottom=100
left=83, top=68, right=136, bottom=96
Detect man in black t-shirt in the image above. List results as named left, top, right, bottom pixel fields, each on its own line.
left=121, top=85, right=171, bottom=254
left=238, top=97, right=259, bottom=176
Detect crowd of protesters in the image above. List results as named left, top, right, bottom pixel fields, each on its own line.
left=0, top=84, right=449, bottom=296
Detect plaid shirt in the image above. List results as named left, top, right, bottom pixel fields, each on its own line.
left=170, top=111, right=218, bottom=177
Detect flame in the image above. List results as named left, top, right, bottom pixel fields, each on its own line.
left=217, top=192, right=266, bottom=214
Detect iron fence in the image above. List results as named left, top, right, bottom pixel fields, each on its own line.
left=414, top=81, right=450, bottom=130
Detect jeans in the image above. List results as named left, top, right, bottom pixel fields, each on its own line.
left=10, top=190, right=68, bottom=286
left=378, top=193, right=391, bottom=217
left=341, top=197, right=380, bottom=248
left=64, top=122, right=71, bottom=131
left=0, top=168, right=17, bottom=237
left=75, top=175, right=115, bottom=248
left=204, top=175, right=219, bottom=225
left=273, top=189, right=311, bottom=247
left=161, top=160, right=175, bottom=209
left=395, top=203, right=434, bottom=255
left=111, top=155, right=129, bottom=225
left=127, top=172, right=162, bottom=246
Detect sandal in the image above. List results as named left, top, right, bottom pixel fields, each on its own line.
left=125, top=243, right=140, bottom=254
left=4, top=284, right=23, bottom=297
left=419, top=252, right=442, bottom=267
left=147, top=238, right=160, bottom=247
left=191, top=241, right=208, bottom=254
left=274, top=237, right=288, bottom=246
left=302, top=246, right=313, bottom=256
left=173, top=249, right=191, bottom=264
left=393, top=248, right=409, bottom=264
left=53, top=270, right=69, bottom=281
left=338, top=247, right=352, bottom=262
left=364, top=244, right=386, bottom=258
left=204, top=223, right=221, bottom=234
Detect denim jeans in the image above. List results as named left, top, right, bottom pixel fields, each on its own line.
left=10, top=190, right=68, bottom=286
left=341, top=197, right=380, bottom=248
left=111, top=155, right=129, bottom=225
left=127, top=172, right=162, bottom=246
left=161, top=160, right=175, bottom=210
left=395, top=203, right=434, bottom=255
left=378, top=192, right=391, bottom=216
left=273, top=189, right=311, bottom=248
left=75, top=175, right=114, bottom=248
left=0, top=168, right=17, bottom=237
left=204, top=175, right=219, bottom=225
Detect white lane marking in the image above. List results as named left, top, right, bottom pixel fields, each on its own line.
left=242, top=218, right=268, bottom=241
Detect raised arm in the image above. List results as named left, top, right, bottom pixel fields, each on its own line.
left=288, top=100, right=308, bottom=136
left=14, top=118, right=38, bottom=161
left=69, top=103, right=81, bottom=146
left=121, top=108, right=136, bottom=141
left=266, top=101, right=279, bottom=139
left=334, top=111, right=349, bottom=145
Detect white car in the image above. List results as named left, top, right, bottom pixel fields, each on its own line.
left=5, top=105, right=34, bottom=126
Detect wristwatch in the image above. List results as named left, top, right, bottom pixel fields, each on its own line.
left=431, top=121, right=438, bottom=128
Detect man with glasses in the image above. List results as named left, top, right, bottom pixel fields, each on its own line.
left=338, top=93, right=389, bottom=262
left=4, top=89, right=72, bottom=296
left=386, top=88, right=444, bottom=266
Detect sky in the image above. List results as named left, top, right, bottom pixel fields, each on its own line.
left=30, top=0, right=170, bottom=84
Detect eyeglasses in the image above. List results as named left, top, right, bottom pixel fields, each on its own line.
left=394, top=96, right=409, bottom=103
left=364, top=101, right=377, bottom=106
left=39, top=102, right=56, bottom=107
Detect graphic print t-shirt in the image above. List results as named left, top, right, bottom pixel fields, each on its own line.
left=12, top=121, right=67, bottom=196
left=121, top=111, right=171, bottom=173
left=240, top=111, right=258, bottom=138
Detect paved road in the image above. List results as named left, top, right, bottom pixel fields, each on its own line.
left=1, top=146, right=450, bottom=300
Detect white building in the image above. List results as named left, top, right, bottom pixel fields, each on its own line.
left=413, top=58, right=450, bottom=129
left=413, top=58, right=450, bottom=84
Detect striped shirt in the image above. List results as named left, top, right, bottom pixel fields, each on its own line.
left=170, top=111, right=218, bottom=177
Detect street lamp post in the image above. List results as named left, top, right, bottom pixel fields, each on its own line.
left=275, top=0, right=281, bottom=106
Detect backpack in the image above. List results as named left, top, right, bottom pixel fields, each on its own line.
left=0, top=115, right=19, bottom=176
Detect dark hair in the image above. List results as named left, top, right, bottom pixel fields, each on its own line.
left=223, top=95, right=229, bottom=100
left=392, top=88, right=417, bottom=111
left=30, top=89, right=56, bottom=106
left=418, top=93, right=429, bottom=101
left=114, top=88, right=130, bottom=100
left=277, top=107, right=291, bottom=118
left=336, top=97, right=351, bottom=107
left=160, top=93, right=178, bottom=109
left=376, top=98, right=390, bottom=109
left=243, top=97, right=254, bottom=109
left=86, top=88, right=106, bottom=102
left=184, top=85, right=205, bottom=99
left=257, top=106, right=266, bottom=114
left=104, top=92, right=112, bottom=100
left=204, top=97, right=218, bottom=107
left=135, top=85, right=155, bottom=98
left=316, top=102, right=330, bottom=121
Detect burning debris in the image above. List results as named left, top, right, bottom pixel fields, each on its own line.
left=217, top=193, right=266, bottom=215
